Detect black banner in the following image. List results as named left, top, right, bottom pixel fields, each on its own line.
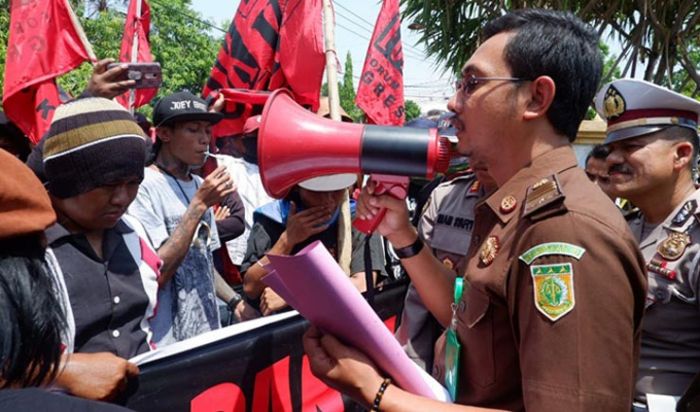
left=124, top=281, right=408, bottom=412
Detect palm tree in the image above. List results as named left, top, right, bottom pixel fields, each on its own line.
left=401, top=0, right=700, bottom=96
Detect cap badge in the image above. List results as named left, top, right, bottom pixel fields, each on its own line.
left=479, top=236, right=500, bottom=266
left=603, top=84, right=626, bottom=120
left=657, top=231, right=690, bottom=261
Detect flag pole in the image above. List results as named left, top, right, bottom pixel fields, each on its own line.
left=64, top=0, right=97, bottom=61
left=127, top=0, right=141, bottom=112
left=322, top=0, right=341, bottom=122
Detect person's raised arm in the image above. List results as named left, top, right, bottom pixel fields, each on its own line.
left=156, top=166, right=233, bottom=285
left=356, top=182, right=455, bottom=327
left=243, top=202, right=330, bottom=299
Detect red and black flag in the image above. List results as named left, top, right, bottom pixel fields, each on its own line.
left=202, top=0, right=325, bottom=137
left=116, top=0, right=157, bottom=109
left=3, top=0, right=93, bottom=143
left=355, top=0, right=405, bottom=126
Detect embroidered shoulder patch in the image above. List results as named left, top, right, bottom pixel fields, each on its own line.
left=530, top=263, right=575, bottom=321
left=519, top=242, right=586, bottom=264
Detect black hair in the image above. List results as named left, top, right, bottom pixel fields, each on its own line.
left=0, top=235, right=66, bottom=388
left=585, top=144, right=610, bottom=164
left=482, top=9, right=602, bottom=141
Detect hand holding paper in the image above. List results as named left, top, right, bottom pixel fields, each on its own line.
left=262, top=241, right=450, bottom=402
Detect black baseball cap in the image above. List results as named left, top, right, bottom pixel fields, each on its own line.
left=153, top=91, right=223, bottom=127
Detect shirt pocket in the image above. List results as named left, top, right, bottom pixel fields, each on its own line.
left=431, top=223, right=473, bottom=256
left=456, top=287, right=496, bottom=388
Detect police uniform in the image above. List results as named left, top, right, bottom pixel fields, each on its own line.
left=396, top=173, right=485, bottom=372
left=432, top=146, right=647, bottom=411
left=594, top=79, right=700, bottom=401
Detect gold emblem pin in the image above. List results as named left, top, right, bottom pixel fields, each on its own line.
left=657, top=232, right=690, bottom=261
left=479, top=236, right=500, bottom=266
left=603, top=85, right=626, bottom=120
left=500, top=195, right=517, bottom=214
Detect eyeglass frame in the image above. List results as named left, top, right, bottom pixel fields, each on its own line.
left=454, top=74, right=531, bottom=96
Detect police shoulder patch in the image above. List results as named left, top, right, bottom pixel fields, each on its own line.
left=530, top=262, right=576, bottom=321
left=519, top=242, right=586, bottom=264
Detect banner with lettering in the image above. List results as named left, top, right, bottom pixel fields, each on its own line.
left=3, top=0, right=91, bottom=143
left=202, top=0, right=325, bottom=138
left=116, top=0, right=156, bottom=109
left=124, top=282, right=407, bottom=411
left=355, top=0, right=405, bottom=126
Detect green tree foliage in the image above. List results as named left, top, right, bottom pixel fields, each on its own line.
left=404, top=99, right=421, bottom=122
left=1, top=0, right=222, bottom=114
left=401, top=0, right=700, bottom=96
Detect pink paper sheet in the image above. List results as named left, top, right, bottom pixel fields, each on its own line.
left=263, top=241, right=448, bottom=401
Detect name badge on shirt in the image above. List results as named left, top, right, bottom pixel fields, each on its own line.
left=445, top=277, right=463, bottom=400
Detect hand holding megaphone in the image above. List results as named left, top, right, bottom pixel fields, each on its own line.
left=216, top=88, right=451, bottom=234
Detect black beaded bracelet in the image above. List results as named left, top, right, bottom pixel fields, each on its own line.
left=370, top=378, right=392, bottom=411
left=393, top=236, right=424, bottom=259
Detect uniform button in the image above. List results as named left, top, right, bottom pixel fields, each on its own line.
left=654, top=289, right=668, bottom=301
left=113, top=296, right=120, bottom=305
left=472, top=235, right=481, bottom=245
left=112, top=329, right=120, bottom=338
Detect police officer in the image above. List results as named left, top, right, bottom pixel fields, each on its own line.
left=396, top=165, right=495, bottom=372
left=594, top=79, right=700, bottom=408
left=304, top=9, right=647, bottom=411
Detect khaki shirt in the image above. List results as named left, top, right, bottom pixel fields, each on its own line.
left=433, top=146, right=647, bottom=411
left=628, top=188, right=700, bottom=398
left=397, top=174, right=484, bottom=371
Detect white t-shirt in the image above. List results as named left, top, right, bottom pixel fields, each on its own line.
left=127, top=167, right=221, bottom=347
left=214, top=154, right=274, bottom=265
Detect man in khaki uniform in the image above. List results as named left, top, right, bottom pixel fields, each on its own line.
left=594, top=79, right=700, bottom=409
left=303, top=9, right=647, bottom=412
left=397, top=170, right=495, bottom=372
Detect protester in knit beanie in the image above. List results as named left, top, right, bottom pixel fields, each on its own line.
left=42, top=98, right=147, bottom=199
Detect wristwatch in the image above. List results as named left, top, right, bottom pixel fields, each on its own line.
left=227, top=293, right=243, bottom=310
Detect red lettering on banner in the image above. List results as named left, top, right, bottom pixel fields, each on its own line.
left=190, top=383, right=246, bottom=412
left=301, top=356, right=343, bottom=411
left=383, top=315, right=397, bottom=332
left=251, top=356, right=293, bottom=412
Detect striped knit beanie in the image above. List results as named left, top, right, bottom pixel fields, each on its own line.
left=43, top=98, right=147, bottom=199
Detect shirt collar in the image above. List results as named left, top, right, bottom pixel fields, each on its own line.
left=46, top=218, right=133, bottom=245
left=483, top=145, right=578, bottom=224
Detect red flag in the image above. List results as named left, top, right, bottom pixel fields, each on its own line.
left=116, top=0, right=157, bottom=109
left=355, top=0, right=405, bottom=126
left=202, top=0, right=325, bottom=137
left=2, top=0, right=92, bottom=144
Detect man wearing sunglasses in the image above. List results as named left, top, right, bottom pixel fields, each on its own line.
left=304, top=9, right=647, bottom=411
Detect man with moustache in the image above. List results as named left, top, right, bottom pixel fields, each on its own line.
left=594, top=79, right=700, bottom=409
left=303, top=9, right=647, bottom=411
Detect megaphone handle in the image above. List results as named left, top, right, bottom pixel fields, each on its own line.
left=353, top=175, right=409, bottom=234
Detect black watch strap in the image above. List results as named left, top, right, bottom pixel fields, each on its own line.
left=227, top=294, right=243, bottom=310
left=394, top=236, right=424, bottom=259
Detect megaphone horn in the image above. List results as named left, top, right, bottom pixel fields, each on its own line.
left=258, top=89, right=451, bottom=198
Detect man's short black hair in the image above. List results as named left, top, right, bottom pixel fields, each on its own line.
left=482, top=9, right=602, bottom=142
left=585, top=144, right=610, bottom=164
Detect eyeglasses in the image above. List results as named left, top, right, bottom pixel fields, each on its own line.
left=454, top=75, right=529, bottom=96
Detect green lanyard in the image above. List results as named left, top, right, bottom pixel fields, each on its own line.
left=445, top=277, right=463, bottom=401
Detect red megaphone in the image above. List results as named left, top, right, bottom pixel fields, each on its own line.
left=253, top=89, right=451, bottom=233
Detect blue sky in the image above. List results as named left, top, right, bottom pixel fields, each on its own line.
left=190, top=0, right=454, bottom=111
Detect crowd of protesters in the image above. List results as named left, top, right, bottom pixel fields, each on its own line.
left=2, top=8, right=700, bottom=412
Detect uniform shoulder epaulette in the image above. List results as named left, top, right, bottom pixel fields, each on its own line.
left=522, top=175, right=566, bottom=220
left=444, top=169, right=475, bottom=183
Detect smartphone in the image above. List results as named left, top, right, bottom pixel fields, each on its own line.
left=107, top=62, right=162, bottom=89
